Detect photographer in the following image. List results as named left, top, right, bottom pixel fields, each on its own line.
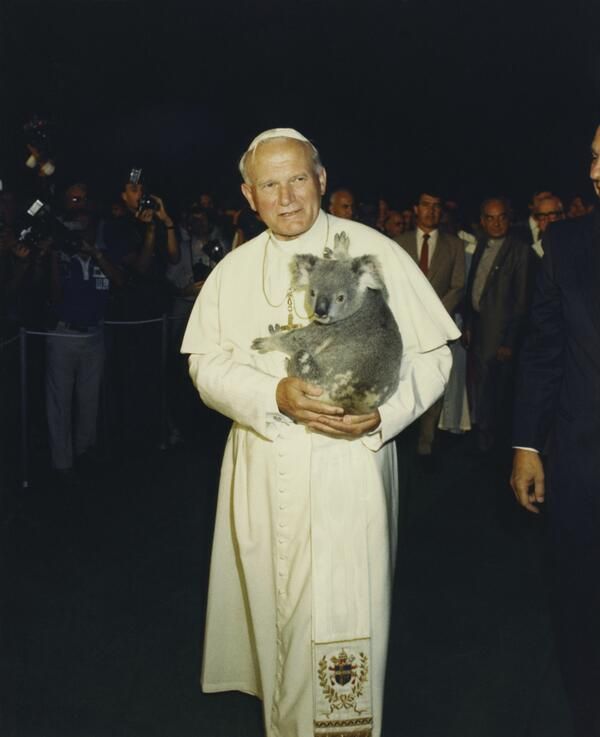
left=0, top=189, right=52, bottom=334
left=167, top=204, right=229, bottom=303
left=165, top=204, right=229, bottom=444
left=103, top=177, right=180, bottom=320
left=101, top=175, right=180, bottom=451
left=46, top=207, right=121, bottom=482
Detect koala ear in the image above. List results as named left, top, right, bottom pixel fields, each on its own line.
left=333, top=231, right=351, bottom=259
left=291, top=253, right=318, bottom=287
left=352, top=255, right=389, bottom=299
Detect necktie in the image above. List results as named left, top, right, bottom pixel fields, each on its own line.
left=419, top=233, right=430, bottom=276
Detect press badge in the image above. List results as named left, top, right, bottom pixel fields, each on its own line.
left=92, top=265, right=109, bottom=290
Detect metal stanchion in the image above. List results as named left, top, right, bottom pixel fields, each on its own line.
left=19, top=328, right=29, bottom=489
left=159, top=313, right=169, bottom=451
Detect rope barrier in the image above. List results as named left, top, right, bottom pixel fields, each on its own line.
left=13, top=314, right=181, bottom=488
left=27, top=330, right=100, bottom=339
left=22, top=314, right=188, bottom=339
left=0, top=335, right=19, bottom=349
left=104, top=317, right=164, bottom=326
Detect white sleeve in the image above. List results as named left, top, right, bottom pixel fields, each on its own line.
left=183, top=265, right=282, bottom=441
left=361, top=344, right=452, bottom=451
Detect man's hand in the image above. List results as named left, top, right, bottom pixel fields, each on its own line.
left=276, top=377, right=343, bottom=427
left=496, top=345, right=513, bottom=362
left=308, top=410, right=381, bottom=438
left=510, top=449, right=545, bottom=514
left=153, top=195, right=173, bottom=226
left=136, top=208, right=154, bottom=224
left=12, top=243, right=31, bottom=260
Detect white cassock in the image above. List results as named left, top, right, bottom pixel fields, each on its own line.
left=181, top=210, right=460, bottom=737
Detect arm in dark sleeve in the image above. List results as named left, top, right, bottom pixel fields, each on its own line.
left=502, top=242, right=530, bottom=348
left=512, top=234, right=565, bottom=449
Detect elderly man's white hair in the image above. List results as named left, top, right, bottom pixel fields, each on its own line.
left=239, top=128, right=324, bottom=184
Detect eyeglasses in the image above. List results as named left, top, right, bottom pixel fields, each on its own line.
left=534, top=210, right=564, bottom=220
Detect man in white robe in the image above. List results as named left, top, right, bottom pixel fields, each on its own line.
left=181, top=128, right=460, bottom=737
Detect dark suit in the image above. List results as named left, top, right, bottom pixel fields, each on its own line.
left=396, top=229, right=465, bottom=452
left=464, top=234, right=530, bottom=445
left=513, top=214, right=600, bottom=737
left=510, top=217, right=537, bottom=247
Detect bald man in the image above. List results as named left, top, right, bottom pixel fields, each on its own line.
left=328, top=188, right=355, bottom=219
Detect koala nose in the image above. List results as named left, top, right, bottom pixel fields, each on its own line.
left=315, top=296, right=330, bottom=318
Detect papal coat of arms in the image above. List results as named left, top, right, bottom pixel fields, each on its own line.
left=318, top=648, right=369, bottom=713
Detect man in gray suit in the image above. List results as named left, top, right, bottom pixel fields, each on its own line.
left=464, top=197, right=530, bottom=452
left=396, top=191, right=465, bottom=456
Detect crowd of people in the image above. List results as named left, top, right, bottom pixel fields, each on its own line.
left=0, top=153, right=593, bottom=483
left=0, top=154, right=592, bottom=478
left=2, top=124, right=599, bottom=737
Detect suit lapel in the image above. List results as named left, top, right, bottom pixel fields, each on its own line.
left=428, top=232, right=446, bottom=284
left=480, top=236, right=512, bottom=301
left=406, top=231, right=418, bottom=263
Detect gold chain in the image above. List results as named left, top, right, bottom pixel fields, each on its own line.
left=261, top=215, right=330, bottom=320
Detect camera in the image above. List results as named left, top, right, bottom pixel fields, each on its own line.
left=203, top=239, right=226, bottom=265
left=191, top=240, right=226, bottom=282
left=23, top=115, right=56, bottom=176
left=127, top=167, right=158, bottom=212
left=129, top=167, right=142, bottom=186
left=17, top=199, right=84, bottom=255
left=17, top=200, right=53, bottom=249
left=138, top=194, right=159, bottom=212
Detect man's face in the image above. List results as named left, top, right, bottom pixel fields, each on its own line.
left=589, top=126, right=600, bottom=200
left=529, top=190, right=553, bottom=213
left=481, top=200, right=509, bottom=238
left=414, top=194, right=442, bottom=232
left=329, top=191, right=354, bottom=220
left=189, top=212, right=210, bottom=237
left=534, top=196, right=565, bottom=234
left=241, top=139, right=326, bottom=240
left=384, top=211, right=405, bottom=238
left=121, top=183, right=143, bottom=212
left=199, top=193, right=214, bottom=210
left=567, top=196, right=588, bottom=218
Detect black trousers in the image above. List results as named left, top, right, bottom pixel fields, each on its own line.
left=550, top=498, right=600, bottom=737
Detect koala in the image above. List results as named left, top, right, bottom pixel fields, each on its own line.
left=252, top=232, right=403, bottom=414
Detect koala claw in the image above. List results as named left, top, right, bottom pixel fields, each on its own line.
left=251, top=337, right=268, bottom=352
left=268, top=324, right=282, bottom=334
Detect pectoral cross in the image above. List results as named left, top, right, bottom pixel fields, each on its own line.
left=280, top=289, right=301, bottom=331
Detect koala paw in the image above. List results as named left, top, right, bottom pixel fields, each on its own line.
left=251, top=337, right=269, bottom=353
left=268, top=324, right=283, bottom=335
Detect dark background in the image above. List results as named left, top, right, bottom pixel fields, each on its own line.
left=1, top=0, right=600, bottom=217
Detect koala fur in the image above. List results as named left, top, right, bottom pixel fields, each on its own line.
left=252, top=232, right=403, bottom=414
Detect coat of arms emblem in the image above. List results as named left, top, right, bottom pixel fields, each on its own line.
left=318, top=648, right=369, bottom=713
